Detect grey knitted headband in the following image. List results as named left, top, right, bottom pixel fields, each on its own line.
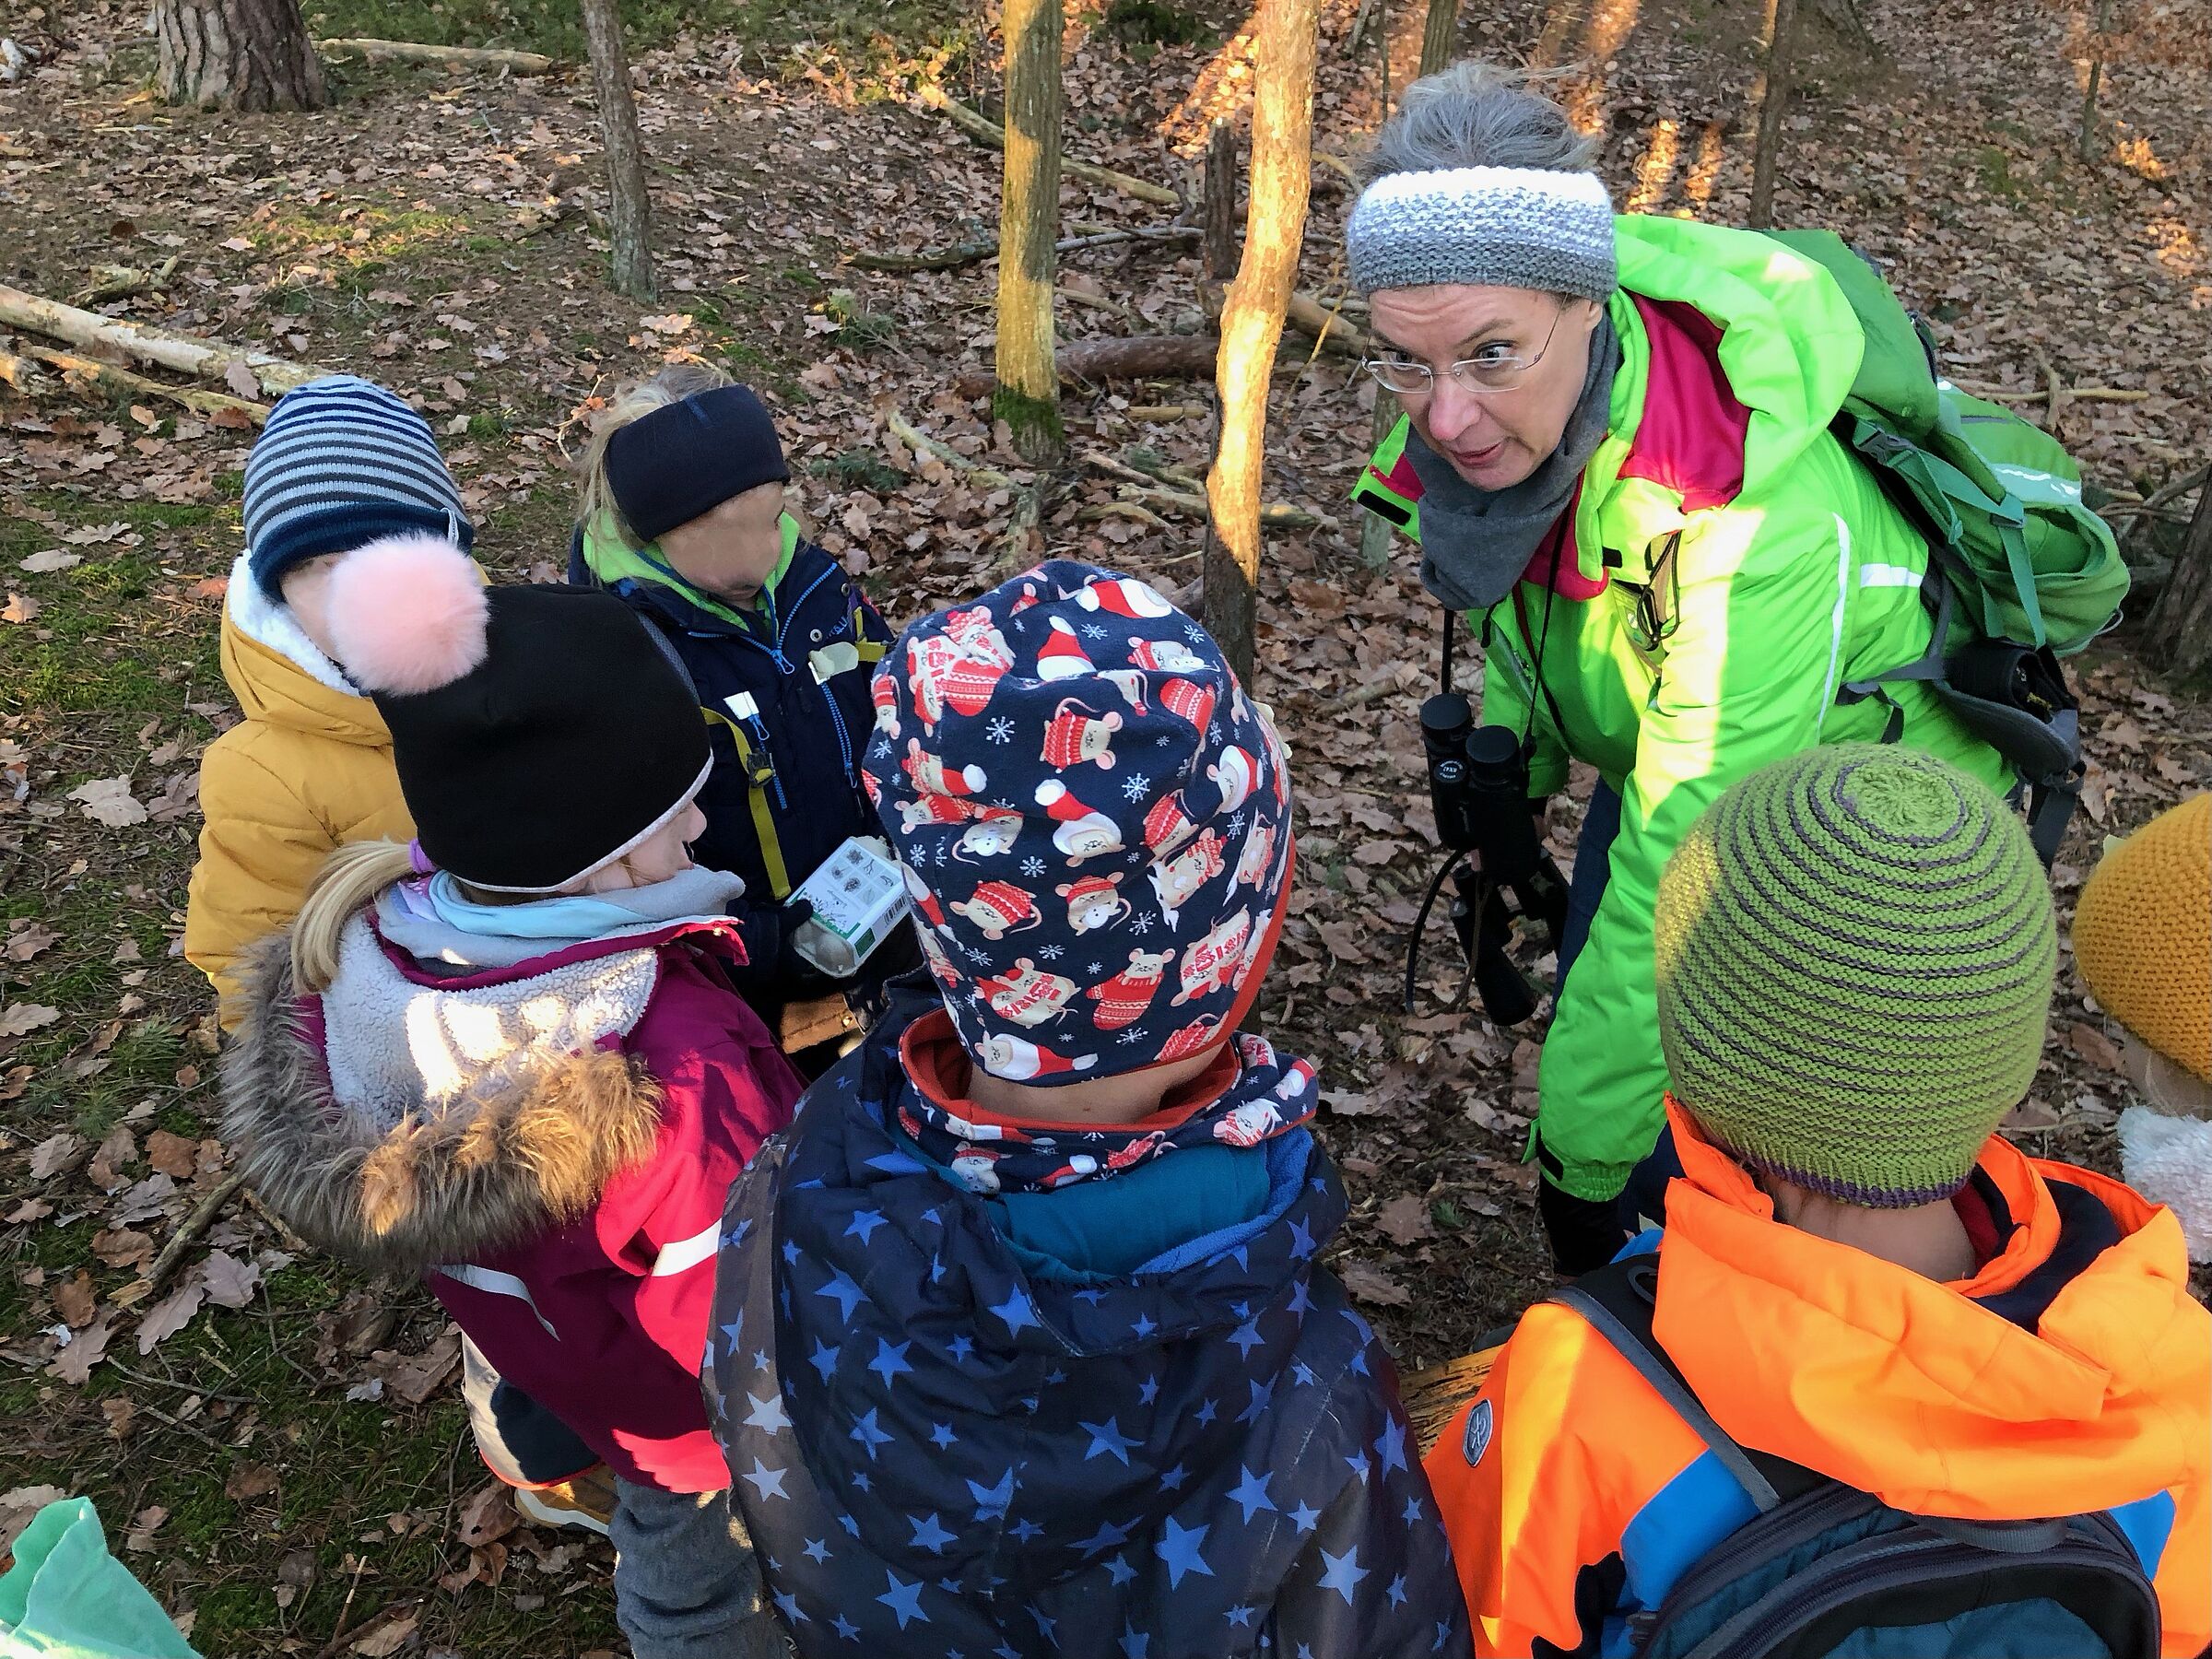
left=1347, top=166, right=1618, bottom=300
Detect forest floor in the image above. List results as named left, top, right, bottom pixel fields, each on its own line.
left=1, top=0, right=2206, bottom=1649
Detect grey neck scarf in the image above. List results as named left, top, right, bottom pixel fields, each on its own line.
left=1402, top=312, right=1622, bottom=612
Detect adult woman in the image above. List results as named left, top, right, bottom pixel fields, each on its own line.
left=1345, top=64, right=2015, bottom=1272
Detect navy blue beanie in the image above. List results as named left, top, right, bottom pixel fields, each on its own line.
left=242, top=376, right=473, bottom=602
left=604, top=384, right=789, bottom=545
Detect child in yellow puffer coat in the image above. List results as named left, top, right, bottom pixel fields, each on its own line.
left=2072, top=792, right=2212, bottom=1261
left=184, top=376, right=473, bottom=1024
left=184, top=376, right=620, bottom=1538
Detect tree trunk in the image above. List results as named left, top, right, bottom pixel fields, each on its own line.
left=153, top=0, right=324, bottom=112
left=2077, top=0, right=2117, bottom=160
left=1418, top=0, right=1459, bottom=75
left=2145, top=478, right=2212, bottom=679
left=994, top=0, right=1065, bottom=465
left=1747, top=0, right=1799, bottom=229
left=1205, top=0, right=1320, bottom=687
left=1201, top=120, right=1239, bottom=325
left=1358, top=0, right=1400, bottom=572
left=579, top=0, right=654, bottom=302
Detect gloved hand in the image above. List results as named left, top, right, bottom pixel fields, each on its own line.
left=730, top=900, right=839, bottom=999
left=1537, top=1174, right=1630, bottom=1278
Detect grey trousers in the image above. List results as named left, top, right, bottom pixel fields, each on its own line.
left=610, top=1480, right=788, bottom=1659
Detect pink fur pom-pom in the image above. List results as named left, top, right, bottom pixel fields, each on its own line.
left=325, top=535, right=488, bottom=695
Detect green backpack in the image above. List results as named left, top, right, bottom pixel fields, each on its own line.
left=1768, top=229, right=2130, bottom=859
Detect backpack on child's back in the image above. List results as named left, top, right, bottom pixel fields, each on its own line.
left=1559, top=1256, right=2162, bottom=1659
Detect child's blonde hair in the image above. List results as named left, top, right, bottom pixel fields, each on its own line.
left=290, top=840, right=419, bottom=993
left=574, top=361, right=735, bottom=550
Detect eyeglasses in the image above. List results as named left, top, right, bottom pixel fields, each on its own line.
left=1360, top=301, right=1573, bottom=397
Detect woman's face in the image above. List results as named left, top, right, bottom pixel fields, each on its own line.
left=1367, top=285, right=1603, bottom=490
left=656, top=481, right=786, bottom=607
left=580, top=799, right=707, bottom=892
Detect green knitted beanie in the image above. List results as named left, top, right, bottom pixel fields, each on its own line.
left=1653, top=745, right=2056, bottom=1207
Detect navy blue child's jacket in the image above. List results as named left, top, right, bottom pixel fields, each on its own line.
left=706, top=994, right=1472, bottom=1658
left=569, top=517, right=889, bottom=934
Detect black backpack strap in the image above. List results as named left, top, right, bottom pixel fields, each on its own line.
left=1551, top=1258, right=1820, bottom=1514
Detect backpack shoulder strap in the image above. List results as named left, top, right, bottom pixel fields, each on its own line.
left=1550, top=1257, right=1794, bottom=1513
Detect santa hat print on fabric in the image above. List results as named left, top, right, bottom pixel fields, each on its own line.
left=865, top=559, right=1295, bottom=1085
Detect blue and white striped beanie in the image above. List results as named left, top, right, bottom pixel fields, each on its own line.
left=242, top=375, right=473, bottom=601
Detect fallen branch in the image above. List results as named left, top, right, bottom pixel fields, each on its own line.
left=1125, top=402, right=1208, bottom=423
left=77, top=256, right=180, bottom=305
left=1955, top=377, right=2148, bottom=409
left=0, top=284, right=324, bottom=398
left=507, top=196, right=584, bottom=241
left=316, top=37, right=554, bottom=71
left=1064, top=335, right=1218, bottom=381
left=1111, top=448, right=1206, bottom=492
left=1076, top=499, right=1173, bottom=529
left=849, top=224, right=1199, bottom=275
left=20, top=344, right=269, bottom=422
left=1078, top=453, right=1329, bottom=530
left=142, top=1169, right=247, bottom=1297
left=851, top=239, right=1003, bottom=274
left=0, top=346, right=56, bottom=396
left=995, top=483, right=1046, bottom=575
left=884, top=407, right=1017, bottom=489
left=918, top=86, right=1182, bottom=207
left=2137, top=464, right=2211, bottom=512
left=1959, top=385, right=2149, bottom=404
left=2097, top=502, right=2193, bottom=521
left=1285, top=288, right=1368, bottom=357
left=950, top=335, right=1218, bottom=398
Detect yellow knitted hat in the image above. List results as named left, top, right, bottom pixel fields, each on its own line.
left=2073, top=794, right=2210, bottom=1082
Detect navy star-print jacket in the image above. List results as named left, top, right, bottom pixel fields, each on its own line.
left=705, top=1001, right=1472, bottom=1659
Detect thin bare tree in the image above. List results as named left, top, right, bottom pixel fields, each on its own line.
left=580, top=0, right=655, bottom=301
left=1205, top=0, right=1321, bottom=683
left=994, top=0, right=1066, bottom=464
left=1747, top=0, right=1800, bottom=228
left=2146, top=477, right=2212, bottom=678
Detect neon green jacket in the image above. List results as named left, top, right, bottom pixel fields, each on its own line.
left=1356, top=216, right=2015, bottom=1202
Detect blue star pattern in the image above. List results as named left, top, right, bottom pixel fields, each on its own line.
left=702, top=990, right=1471, bottom=1658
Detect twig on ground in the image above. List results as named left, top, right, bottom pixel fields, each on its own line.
left=849, top=224, right=1199, bottom=274
left=2137, top=465, right=2209, bottom=512
left=316, top=37, right=553, bottom=71
left=917, top=87, right=1181, bottom=206
left=0, top=284, right=323, bottom=397
left=312, top=1560, right=373, bottom=1659
left=1076, top=500, right=1173, bottom=529
left=143, top=1169, right=246, bottom=1296
left=241, top=1182, right=311, bottom=1251
left=18, top=343, right=270, bottom=422
left=1077, top=453, right=1329, bottom=529
left=102, top=1356, right=258, bottom=1407
left=884, top=408, right=1017, bottom=489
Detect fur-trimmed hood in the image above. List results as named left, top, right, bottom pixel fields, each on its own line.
left=220, top=925, right=669, bottom=1273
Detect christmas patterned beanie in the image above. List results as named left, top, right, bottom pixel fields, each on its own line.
left=865, top=559, right=1295, bottom=1087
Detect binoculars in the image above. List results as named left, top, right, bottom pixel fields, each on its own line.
left=1405, top=692, right=1571, bottom=1026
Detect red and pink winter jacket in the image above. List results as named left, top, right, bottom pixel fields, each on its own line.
left=221, top=897, right=802, bottom=1491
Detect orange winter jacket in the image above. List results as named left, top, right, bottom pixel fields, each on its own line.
left=1428, top=1100, right=2211, bottom=1658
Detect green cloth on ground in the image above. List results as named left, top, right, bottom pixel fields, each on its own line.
left=1, top=1498, right=201, bottom=1658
